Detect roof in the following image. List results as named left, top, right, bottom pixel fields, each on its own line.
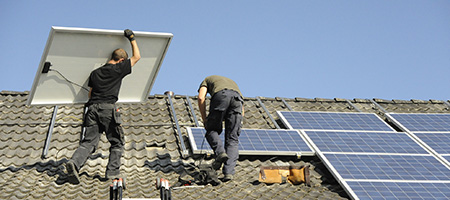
left=1, top=90, right=449, bottom=199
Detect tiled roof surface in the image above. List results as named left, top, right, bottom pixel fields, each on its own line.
left=1, top=90, right=449, bottom=199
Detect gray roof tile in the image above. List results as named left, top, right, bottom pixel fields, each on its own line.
left=2, top=91, right=450, bottom=199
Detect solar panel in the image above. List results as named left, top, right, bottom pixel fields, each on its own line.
left=278, top=111, right=394, bottom=131
left=387, top=113, right=450, bottom=132
left=414, top=132, right=450, bottom=155
left=347, top=181, right=450, bottom=200
left=289, top=112, right=450, bottom=199
left=324, top=154, right=450, bottom=181
left=28, top=26, right=173, bottom=105
left=187, top=127, right=314, bottom=156
left=304, top=131, right=429, bottom=154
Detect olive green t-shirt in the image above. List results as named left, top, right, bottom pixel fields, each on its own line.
left=199, top=75, right=243, bottom=97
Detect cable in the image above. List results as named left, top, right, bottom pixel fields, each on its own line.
left=49, top=69, right=90, bottom=92
left=196, top=134, right=207, bottom=167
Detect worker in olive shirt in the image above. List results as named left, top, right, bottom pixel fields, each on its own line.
left=198, top=75, right=244, bottom=182
left=65, top=29, right=140, bottom=184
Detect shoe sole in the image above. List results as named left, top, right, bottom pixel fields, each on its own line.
left=66, top=162, right=80, bottom=184
left=212, top=154, right=228, bottom=170
left=222, top=177, right=232, bottom=182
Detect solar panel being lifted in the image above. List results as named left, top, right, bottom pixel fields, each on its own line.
left=186, top=127, right=314, bottom=156
left=278, top=111, right=394, bottom=131
left=27, top=26, right=173, bottom=105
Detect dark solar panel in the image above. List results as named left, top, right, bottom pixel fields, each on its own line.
left=388, top=113, right=450, bottom=132
left=278, top=111, right=394, bottom=131
left=324, top=154, right=450, bottom=181
left=347, top=181, right=450, bottom=200
left=187, top=127, right=314, bottom=155
left=305, top=130, right=429, bottom=154
left=414, top=132, right=450, bottom=155
left=283, top=112, right=450, bottom=200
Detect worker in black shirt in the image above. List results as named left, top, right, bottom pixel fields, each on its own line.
left=65, top=29, right=140, bottom=184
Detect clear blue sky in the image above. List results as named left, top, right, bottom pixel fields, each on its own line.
left=1, top=1, right=449, bottom=100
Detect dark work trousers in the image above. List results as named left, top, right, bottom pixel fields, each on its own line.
left=205, top=89, right=243, bottom=175
left=70, top=103, right=124, bottom=177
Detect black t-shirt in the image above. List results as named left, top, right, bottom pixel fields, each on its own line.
left=88, top=59, right=132, bottom=104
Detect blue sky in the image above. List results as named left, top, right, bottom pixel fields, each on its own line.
left=1, top=1, right=449, bottom=100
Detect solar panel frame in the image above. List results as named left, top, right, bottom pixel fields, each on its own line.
left=444, top=156, right=450, bottom=163
left=278, top=111, right=395, bottom=131
left=386, top=113, right=450, bottom=133
left=186, top=127, right=315, bottom=156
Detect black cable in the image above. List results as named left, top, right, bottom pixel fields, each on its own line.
left=49, top=69, right=90, bottom=92
left=196, top=134, right=207, bottom=166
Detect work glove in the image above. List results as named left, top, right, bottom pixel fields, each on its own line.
left=124, top=29, right=135, bottom=41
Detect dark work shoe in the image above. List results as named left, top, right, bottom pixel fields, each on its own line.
left=105, top=171, right=122, bottom=180
left=212, top=153, right=228, bottom=170
left=65, top=161, right=80, bottom=184
left=222, top=174, right=233, bottom=182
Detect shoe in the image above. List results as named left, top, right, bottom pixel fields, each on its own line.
left=65, top=161, right=80, bottom=184
left=212, top=153, right=228, bottom=170
left=105, top=172, right=122, bottom=180
left=222, top=174, right=233, bottom=182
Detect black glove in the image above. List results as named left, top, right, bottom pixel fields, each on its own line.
left=124, top=29, right=135, bottom=41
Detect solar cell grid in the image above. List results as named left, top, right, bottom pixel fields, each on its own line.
left=324, top=154, right=450, bottom=181
left=278, top=111, right=394, bottom=131
left=347, top=181, right=450, bottom=200
left=286, top=112, right=450, bottom=199
left=414, top=132, right=450, bottom=155
left=388, top=113, right=450, bottom=132
left=187, top=128, right=314, bottom=155
left=305, top=131, right=429, bottom=154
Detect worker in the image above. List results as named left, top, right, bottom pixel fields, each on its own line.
left=197, top=75, right=244, bottom=182
left=65, top=29, right=141, bottom=184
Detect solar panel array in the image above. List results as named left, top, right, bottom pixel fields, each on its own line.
left=186, top=127, right=314, bottom=156
left=278, top=111, right=450, bottom=200
left=387, top=113, right=450, bottom=166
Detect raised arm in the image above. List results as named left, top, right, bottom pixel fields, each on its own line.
left=198, top=86, right=208, bottom=128
left=124, top=29, right=141, bottom=67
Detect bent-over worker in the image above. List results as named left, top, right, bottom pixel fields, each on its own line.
left=197, top=75, right=244, bottom=182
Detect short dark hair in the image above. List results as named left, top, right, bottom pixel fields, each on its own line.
left=111, top=48, right=128, bottom=61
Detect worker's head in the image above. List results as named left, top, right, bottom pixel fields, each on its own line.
left=111, top=48, right=128, bottom=62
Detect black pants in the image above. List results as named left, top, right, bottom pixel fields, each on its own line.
left=70, top=103, right=124, bottom=177
left=205, top=89, right=243, bottom=175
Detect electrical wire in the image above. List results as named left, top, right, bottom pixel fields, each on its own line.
left=49, top=69, right=90, bottom=92
left=196, top=134, right=207, bottom=166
